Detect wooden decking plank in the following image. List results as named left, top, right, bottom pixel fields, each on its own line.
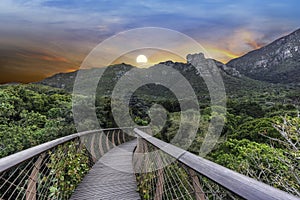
left=70, top=140, right=140, bottom=200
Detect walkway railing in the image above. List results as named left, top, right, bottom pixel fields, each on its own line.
left=0, top=128, right=135, bottom=200
left=133, top=128, right=299, bottom=200
left=0, top=127, right=299, bottom=200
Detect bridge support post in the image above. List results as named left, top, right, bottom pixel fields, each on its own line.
left=98, top=132, right=105, bottom=156
left=189, top=168, right=205, bottom=200
left=117, top=130, right=121, bottom=145
left=133, top=137, right=143, bottom=172
left=112, top=130, right=116, bottom=147
left=122, top=130, right=126, bottom=143
left=106, top=131, right=110, bottom=150
left=26, top=153, right=45, bottom=200
left=90, top=134, right=97, bottom=163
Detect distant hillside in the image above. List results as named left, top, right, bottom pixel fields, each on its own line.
left=38, top=63, right=133, bottom=93
left=227, top=29, right=300, bottom=84
left=38, top=54, right=271, bottom=99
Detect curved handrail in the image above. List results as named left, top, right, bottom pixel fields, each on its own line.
left=0, top=127, right=133, bottom=173
left=134, top=128, right=299, bottom=200
left=0, top=127, right=137, bottom=200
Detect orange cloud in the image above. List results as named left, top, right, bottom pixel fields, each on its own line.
left=201, top=29, right=267, bottom=63
left=227, top=29, right=266, bottom=52
left=238, top=30, right=264, bottom=49
left=18, top=50, right=70, bottom=63
left=204, top=46, right=242, bottom=63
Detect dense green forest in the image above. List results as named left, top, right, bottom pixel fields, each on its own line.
left=0, top=84, right=75, bottom=158
left=0, top=82, right=299, bottom=196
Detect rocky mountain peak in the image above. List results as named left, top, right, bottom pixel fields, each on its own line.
left=227, top=28, right=300, bottom=83
left=186, top=53, right=241, bottom=77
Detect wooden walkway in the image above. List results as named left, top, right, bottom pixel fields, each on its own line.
left=70, top=140, right=140, bottom=200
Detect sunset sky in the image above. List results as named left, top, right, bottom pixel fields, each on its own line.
left=0, top=0, right=299, bottom=83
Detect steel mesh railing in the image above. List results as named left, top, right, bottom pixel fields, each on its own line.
left=0, top=128, right=135, bottom=200
left=133, top=138, right=241, bottom=200
left=2, top=127, right=298, bottom=200
left=133, top=128, right=299, bottom=200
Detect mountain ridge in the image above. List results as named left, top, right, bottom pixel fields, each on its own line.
left=227, top=28, right=300, bottom=84
left=38, top=28, right=300, bottom=94
left=38, top=53, right=273, bottom=100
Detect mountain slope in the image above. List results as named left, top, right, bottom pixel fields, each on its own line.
left=38, top=54, right=270, bottom=99
left=38, top=63, right=134, bottom=93
left=227, top=29, right=300, bottom=84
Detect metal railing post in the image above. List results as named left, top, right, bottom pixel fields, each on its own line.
left=90, top=134, right=97, bottom=163
left=106, top=131, right=110, bottom=150
left=117, top=130, right=121, bottom=145
left=189, top=168, right=205, bottom=200
left=112, top=130, right=116, bottom=147
left=123, top=130, right=126, bottom=143
left=26, top=153, right=45, bottom=200
left=98, top=132, right=104, bottom=156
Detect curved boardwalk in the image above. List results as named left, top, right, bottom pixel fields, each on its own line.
left=70, top=140, right=140, bottom=200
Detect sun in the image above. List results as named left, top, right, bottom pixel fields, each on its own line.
left=136, top=55, right=148, bottom=63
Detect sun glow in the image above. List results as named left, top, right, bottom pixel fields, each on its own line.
left=136, top=54, right=148, bottom=63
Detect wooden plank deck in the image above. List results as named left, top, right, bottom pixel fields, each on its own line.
left=70, top=140, right=140, bottom=200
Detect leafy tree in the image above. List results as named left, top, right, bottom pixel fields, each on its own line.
left=0, top=84, right=75, bottom=157
left=209, top=139, right=299, bottom=196
left=230, top=118, right=281, bottom=144
left=228, top=100, right=265, bottom=118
